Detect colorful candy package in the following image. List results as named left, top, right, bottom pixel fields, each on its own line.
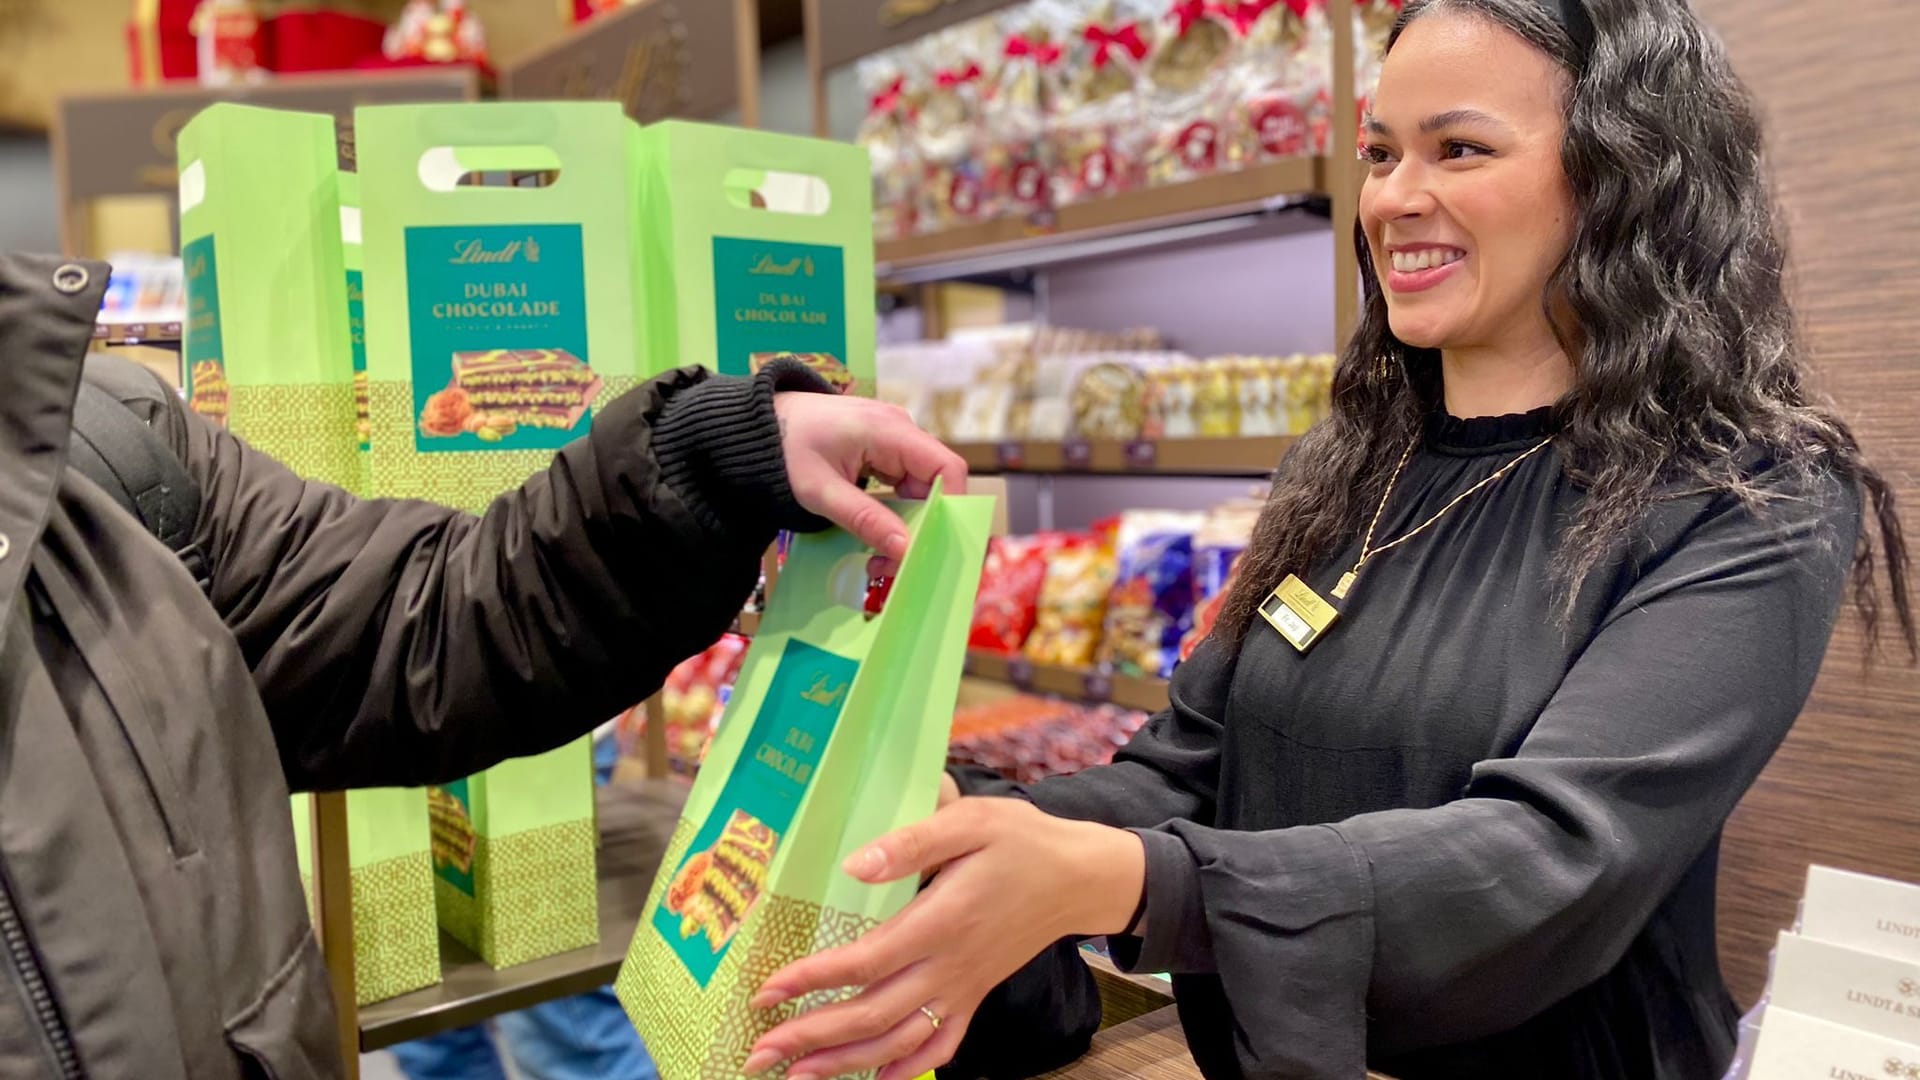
left=970, top=533, right=1073, bottom=653
left=1051, top=0, right=1159, bottom=207
left=1142, top=0, right=1237, bottom=186
left=1100, top=510, right=1206, bottom=678
left=1025, top=524, right=1120, bottom=668
left=1222, top=0, right=1334, bottom=171
left=1180, top=496, right=1264, bottom=661
left=912, top=22, right=995, bottom=231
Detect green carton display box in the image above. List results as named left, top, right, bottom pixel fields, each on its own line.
left=177, top=103, right=359, bottom=490
left=429, top=738, right=599, bottom=969
left=290, top=790, right=442, bottom=1006
left=633, top=120, right=877, bottom=395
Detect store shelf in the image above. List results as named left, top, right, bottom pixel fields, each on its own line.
left=877, top=156, right=1326, bottom=280
left=951, top=436, right=1291, bottom=477
left=358, top=777, right=688, bottom=1051
left=965, top=651, right=1171, bottom=714
left=94, top=321, right=182, bottom=348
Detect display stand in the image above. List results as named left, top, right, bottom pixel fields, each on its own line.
left=258, top=9, right=763, bottom=1073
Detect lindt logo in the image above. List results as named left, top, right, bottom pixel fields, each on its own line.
left=450, top=237, right=541, bottom=265
left=749, top=253, right=814, bottom=277
left=1843, top=977, right=1920, bottom=1019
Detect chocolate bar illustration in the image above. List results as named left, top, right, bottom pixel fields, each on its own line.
left=449, top=349, right=604, bottom=431
left=664, top=810, right=778, bottom=951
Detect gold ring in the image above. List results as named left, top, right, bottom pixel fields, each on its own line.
left=919, top=1005, right=943, bottom=1032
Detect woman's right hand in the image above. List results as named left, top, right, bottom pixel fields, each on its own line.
left=938, top=771, right=961, bottom=809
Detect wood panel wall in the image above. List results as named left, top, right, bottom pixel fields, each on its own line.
left=1690, top=0, right=1920, bottom=1005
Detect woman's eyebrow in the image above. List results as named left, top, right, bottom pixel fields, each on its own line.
left=1364, top=108, right=1516, bottom=137
left=1419, top=108, right=1514, bottom=134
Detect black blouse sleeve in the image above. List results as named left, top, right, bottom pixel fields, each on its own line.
left=1101, top=469, right=1859, bottom=1075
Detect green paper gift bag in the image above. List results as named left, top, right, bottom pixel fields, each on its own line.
left=616, top=486, right=992, bottom=1078
left=178, top=103, right=359, bottom=490
left=356, top=101, right=648, bottom=513
left=633, top=120, right=877, bottom=396
left=428, top=738, right=599, bottom=969
left=287, top=790, right=442, bottom=1005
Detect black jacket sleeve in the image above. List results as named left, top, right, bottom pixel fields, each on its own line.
left=155, top=364, right=820, bottom=791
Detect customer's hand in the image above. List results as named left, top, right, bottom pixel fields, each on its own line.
left=742, top=798, right=1146, bottom=1080
left=775, top=392, right=967, bottom=574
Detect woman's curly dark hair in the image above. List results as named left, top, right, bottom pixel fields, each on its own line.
left=1216, top=0, right=1913, bottom=654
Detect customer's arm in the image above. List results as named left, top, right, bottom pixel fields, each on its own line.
left=153, top=363, right=957, bottom=790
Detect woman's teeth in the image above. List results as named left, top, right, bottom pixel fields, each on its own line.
left=1390, top=248, right=1466, bottom=272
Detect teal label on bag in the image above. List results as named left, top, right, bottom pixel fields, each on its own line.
left=711, top=237, right=852, bottom=391
left=403, top=224, right=596, bottom=453
left=348, top=269, right=370, bottom=450
left=429, top=781, right=478, bottom=897
left=653, top=639, right=856, bottom=986
left=183, top=236, right=229, bottom=430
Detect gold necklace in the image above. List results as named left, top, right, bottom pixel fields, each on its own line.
left=1332, top=435, right=1556, bottom=599
left=1258, top=435, right=1555, bottom=653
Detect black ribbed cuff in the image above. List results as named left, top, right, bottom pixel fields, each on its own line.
left=650, top=364, right=834, bottom=537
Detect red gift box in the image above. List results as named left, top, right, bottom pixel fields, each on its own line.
left=268, top=9, right=389, bottom=73
left=126, top=0, right=199, bottom=83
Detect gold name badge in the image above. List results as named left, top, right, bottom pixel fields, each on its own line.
left=1259, top=575, right=1339, bottom=653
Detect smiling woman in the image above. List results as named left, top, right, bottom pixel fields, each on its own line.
left=739, top=2, right=1914, bottom=1079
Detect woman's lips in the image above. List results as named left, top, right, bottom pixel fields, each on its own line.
left=1385, top=247, right=1467, bottom=294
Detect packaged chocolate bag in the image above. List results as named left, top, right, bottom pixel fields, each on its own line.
left=617, top=488, right=993, bottom=1078
left=356, top=101, right=647, bottom=512
left=428, top=740, right=599, bottom=969
left=288, top=789, right=442, bottom=1004
left=177, top=103, right=358, bottom=489
left=633, top=120, right=876, bottom=397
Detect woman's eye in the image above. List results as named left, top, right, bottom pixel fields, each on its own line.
left=1442, top=140, right=1492, bottom=160
left=1360, top=144, right=1397, bottom=166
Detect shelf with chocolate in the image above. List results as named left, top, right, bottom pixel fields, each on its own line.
left=877, top=154, right=1326, bottom=277
left=95, top=321, right=185, bottom=348
left=949, top=435, right=1293, bottom=476
left=964, top=649, right=1172, bottom=714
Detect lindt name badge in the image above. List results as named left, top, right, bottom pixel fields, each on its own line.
left=1260, top=574, right=1338, bottom=653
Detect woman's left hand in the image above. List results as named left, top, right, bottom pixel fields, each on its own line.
left=742, top=798, right=1147, bottom=1080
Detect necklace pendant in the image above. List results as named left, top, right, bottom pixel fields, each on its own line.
left=1260, top=575, right=1340, bottom=653
left=1331, top=571, right=1358, bottom=600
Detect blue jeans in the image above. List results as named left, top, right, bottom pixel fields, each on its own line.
left=388, top=986, right=658, bottom=1080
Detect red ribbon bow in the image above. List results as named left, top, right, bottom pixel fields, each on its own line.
left=1168, top=0, right=1212, bottom=36
left=869, top=75, right=907, bottom=116
left=1216, top=0, right=1273, bottom=35
left=1004, top=33, right=1063, bottom=65
left=1084, top=22, right=1149, bottom=67
left=936, top=61, right=983, bottom=87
